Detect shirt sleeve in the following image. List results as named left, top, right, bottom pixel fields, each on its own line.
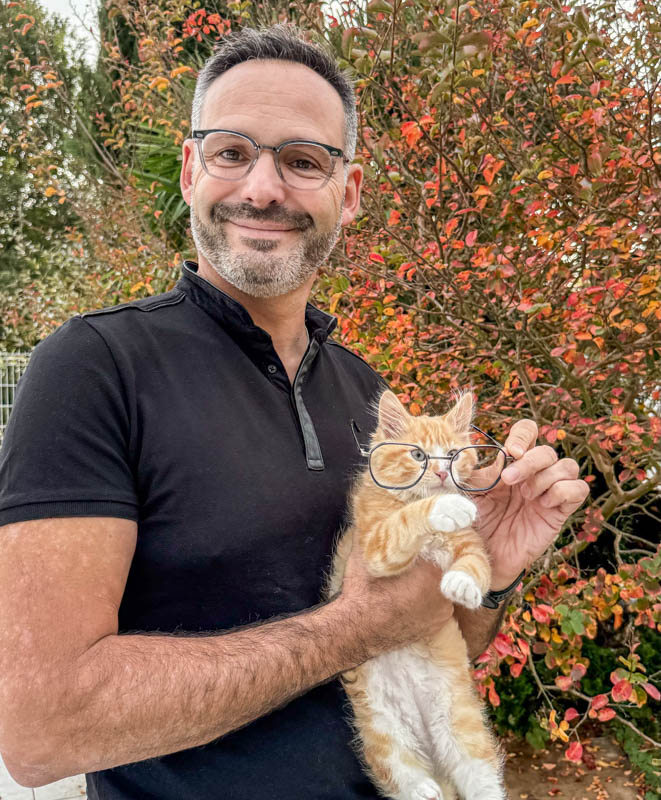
left=0, top=316, right=139, bottom=525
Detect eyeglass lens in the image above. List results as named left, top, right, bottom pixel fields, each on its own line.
left=369, top=444, right=427, bottom=490
left=449, top=446, right=506, bottom=491
left=368, top=444, right=506, bottom=491
left=199, top=132, right=334, bottom=189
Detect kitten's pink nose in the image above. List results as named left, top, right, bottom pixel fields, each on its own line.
left=435, top=470, right=449, bottom=483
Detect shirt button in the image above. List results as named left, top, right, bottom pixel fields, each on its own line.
left=267, top=364, right=277, bottom=374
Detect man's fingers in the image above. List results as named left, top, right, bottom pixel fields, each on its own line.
left=519, top=458, right=580, bottom=500
left=539, top=478, right=591, bottom=511
left=501, top=444, right=558, bottom=484
left=504, top=419, right=538, bottom=459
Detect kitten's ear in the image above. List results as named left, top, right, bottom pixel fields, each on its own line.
left=377, top=391, right=409, bottom=437
left=447, top=392, right=474, bottom=431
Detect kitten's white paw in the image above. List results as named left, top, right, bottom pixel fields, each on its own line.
left=428, top=494, right=477, bottom=533
left=411, top=778, right=444, bottom=800
left=441, top=570, right=483, bottom=609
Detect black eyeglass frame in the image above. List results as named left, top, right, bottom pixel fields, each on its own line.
left=191, top=129, right=351, bottom=190
left=352, top=423, right=514, bottom=493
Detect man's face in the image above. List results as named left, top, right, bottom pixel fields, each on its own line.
left=181, top=60, right=362, bottom=298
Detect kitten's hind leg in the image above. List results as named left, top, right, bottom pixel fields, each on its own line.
left=345, top=665, right=445, bottom=800
left=444, top=683, right=506, bottom=800
left=423, top=623, right=505, bottom=800
left=355, top=711, right=445, bottom=800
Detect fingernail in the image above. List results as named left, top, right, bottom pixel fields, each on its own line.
left=502, top=465, right=521, bottom=482
left=509, top=445, right=524, bottom=458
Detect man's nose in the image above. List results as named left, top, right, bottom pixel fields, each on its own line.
left=237, top=149, right=287, bottom=208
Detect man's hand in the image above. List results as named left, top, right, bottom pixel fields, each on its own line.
left=339, top=541, right=454, bottom=654
left=474, top=420, right=590, bottom=590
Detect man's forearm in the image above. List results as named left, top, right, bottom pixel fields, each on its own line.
left=455, top=603, right=509, bottom=661
left=14, top=599, right=365, bottom=786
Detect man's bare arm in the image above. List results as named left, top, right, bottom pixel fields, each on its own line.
left=455, top=602, right=510, bottom=661
left=0, top=518, right=452, bottom=787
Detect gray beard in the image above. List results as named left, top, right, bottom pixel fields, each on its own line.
left=190, top=199, right=343, bottom=298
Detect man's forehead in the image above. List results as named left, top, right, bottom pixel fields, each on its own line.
left=199, top=59, right=345, bottom=143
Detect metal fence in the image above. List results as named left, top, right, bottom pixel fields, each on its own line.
left=0, top=353, right=31, bottom=442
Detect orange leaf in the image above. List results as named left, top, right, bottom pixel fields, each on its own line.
left=445, top=217, right=459, bottom=237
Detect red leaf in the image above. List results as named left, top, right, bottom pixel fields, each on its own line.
left=369, top=253, right=385, bottom=264
left=598, top=707, right=616, bottom=721
left=531, top=604, right=553, bottom=624
left=555, top=675, right=573, bottom=691
left=565, top=741, right=583, bottom=762
left=642, top=682, right=661, bottom=701
left=492, top=633, right=514, bottom=657
left=591, top=694, right=609, bottom=710
left=465, top=230, right=478, bottom=247
left=564, top=707, right=579, bottom=722
left=510, top=662, right=524, bottom=678
left=611, top=679, right=632, bottom=703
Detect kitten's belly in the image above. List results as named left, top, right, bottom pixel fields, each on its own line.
left=362, top=645, right=453, bottom=745
left=420, top=540, right=453, bottom=571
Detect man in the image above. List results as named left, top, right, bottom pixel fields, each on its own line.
left=0, top=25, right=588, bottom=799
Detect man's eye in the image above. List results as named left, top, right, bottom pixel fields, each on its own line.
left=290, top=158, right=318, bottom=171
left=410, top=448, right=426, bottom=462
left=218, top=148, right=244, bottom=162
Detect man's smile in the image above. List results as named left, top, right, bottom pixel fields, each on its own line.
left=228, top=221, right=298, bottom=237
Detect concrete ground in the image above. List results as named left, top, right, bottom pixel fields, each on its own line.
left=0, top=757, right=86, bottom=800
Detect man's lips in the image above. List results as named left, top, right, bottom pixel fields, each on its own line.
left=228, top=221, right=298, bottom=234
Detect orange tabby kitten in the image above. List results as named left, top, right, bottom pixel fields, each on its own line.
left=329, top=391, right=506, bottom=800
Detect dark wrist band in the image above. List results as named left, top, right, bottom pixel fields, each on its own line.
left=481, top=570, right=526, bottom=610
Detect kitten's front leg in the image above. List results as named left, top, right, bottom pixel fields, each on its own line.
left=361, top=496, right=452, bottom=578
left=427, top=495, right=491, bottom=610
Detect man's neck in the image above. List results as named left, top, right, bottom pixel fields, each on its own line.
left=195, top=258, right=314, bottom=383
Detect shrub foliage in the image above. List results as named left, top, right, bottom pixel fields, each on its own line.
left=4, top=0, right=660, bottom=789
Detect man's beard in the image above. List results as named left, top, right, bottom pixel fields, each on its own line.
left=190, top=199, right=343, bottom=298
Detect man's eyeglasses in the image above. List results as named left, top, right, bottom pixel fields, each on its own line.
left=191, top=129, right=350, bottom=191
left=352, top=423, right=513, bottom=493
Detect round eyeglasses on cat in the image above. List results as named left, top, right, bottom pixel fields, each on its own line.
left=191, top=129, right=351, bottom=191
left=352, top=424, right=513, bottom=492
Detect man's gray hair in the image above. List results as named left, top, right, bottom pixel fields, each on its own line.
left=191, top=24, right=357, bottom=161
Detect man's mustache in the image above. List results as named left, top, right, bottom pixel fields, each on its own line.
left=210, top=202, right=313, bottom=230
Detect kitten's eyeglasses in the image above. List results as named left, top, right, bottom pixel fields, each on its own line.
left=352, top=423, right=513, bottom=492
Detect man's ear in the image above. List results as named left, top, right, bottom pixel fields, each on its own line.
left=377, top=391, right=409, bottom=438
left=180, top=139, right=195, bottom=206
left=341, top=163, right=363, bottom=226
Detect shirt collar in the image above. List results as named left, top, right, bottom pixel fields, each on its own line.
left=175, top=261, right=337, bottom=342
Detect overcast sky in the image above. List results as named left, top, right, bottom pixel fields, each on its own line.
left=42, top=0, right=99, bottom=64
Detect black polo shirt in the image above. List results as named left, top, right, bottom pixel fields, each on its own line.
left=0, top=262, right=386, bottom=799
